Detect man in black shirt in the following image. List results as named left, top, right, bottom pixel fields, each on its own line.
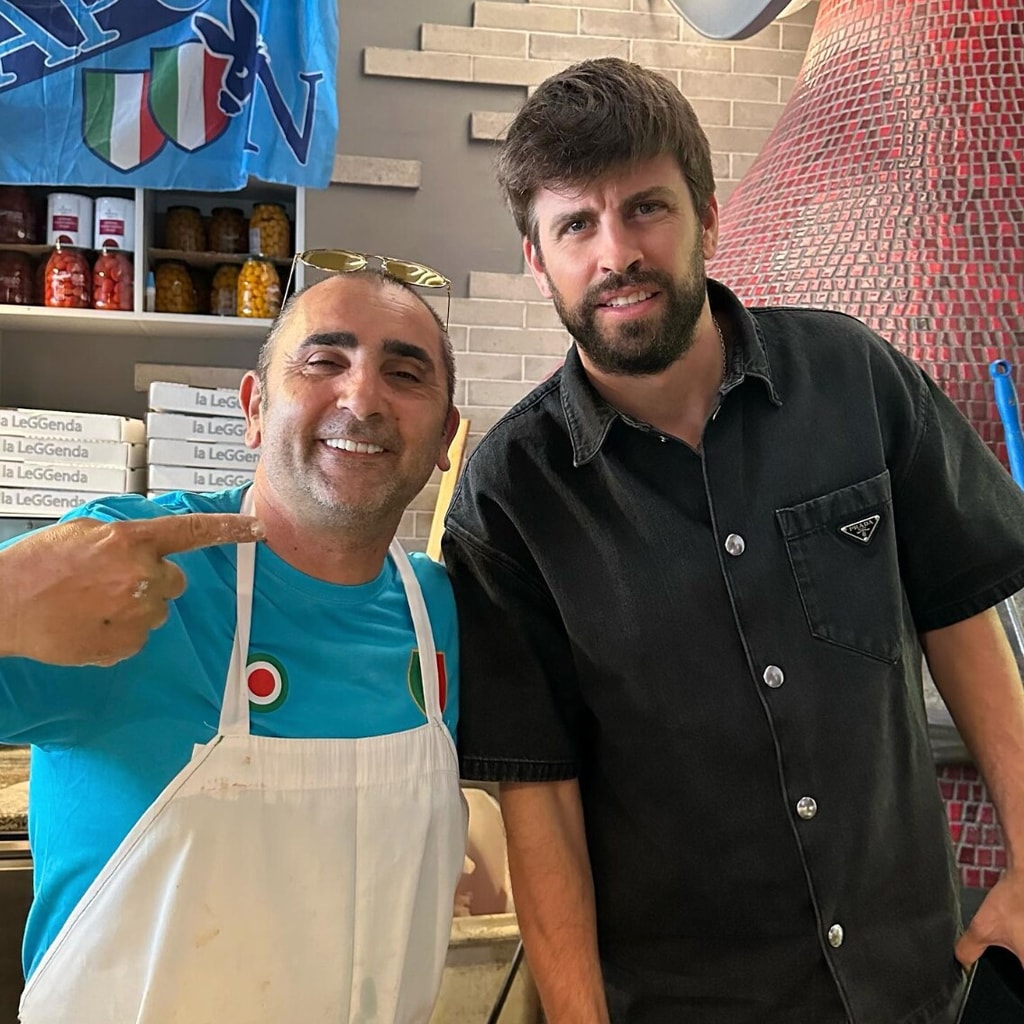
left=442, top=57, right=1024, bottom=1023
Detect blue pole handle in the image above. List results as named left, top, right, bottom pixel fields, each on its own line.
left=990, top=359, right=1024, bottom=488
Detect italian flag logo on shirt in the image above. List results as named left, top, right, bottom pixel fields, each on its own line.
left=408, top=651, right=448, bottom=716
left=246, top=653, right=289, bottom=713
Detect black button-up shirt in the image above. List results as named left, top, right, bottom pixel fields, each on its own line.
left=443, top=280, right=1024, bottom=1024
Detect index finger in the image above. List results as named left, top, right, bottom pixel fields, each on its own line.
left=135, top=513, right=265, bottom=556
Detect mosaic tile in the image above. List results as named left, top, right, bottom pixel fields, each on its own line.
left=711, top=0, right=1024, bottom=468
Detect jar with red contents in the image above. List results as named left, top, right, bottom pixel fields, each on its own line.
left=44, top=246, right=91, bottom=309
left=0, top=186, right=36, bottom=243
left=0, top=251, right=33, bottom=305
left=92, top=250, right=133, bottom=311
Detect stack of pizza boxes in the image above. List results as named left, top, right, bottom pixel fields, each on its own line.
left=146, top=382, right=258, bottom=498
left=0, top=406, right=145, bottom=521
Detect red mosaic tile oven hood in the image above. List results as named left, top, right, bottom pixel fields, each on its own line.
left=711, top=0, right=1024, bottom=462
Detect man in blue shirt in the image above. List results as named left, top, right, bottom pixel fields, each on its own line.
left=1, top=268, right=466, bottom=1024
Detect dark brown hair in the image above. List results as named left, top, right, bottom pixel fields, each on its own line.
left=496, top=57, right=716, bottom=246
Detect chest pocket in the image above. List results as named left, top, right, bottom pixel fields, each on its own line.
left=775, top=470, right=903, bottom=664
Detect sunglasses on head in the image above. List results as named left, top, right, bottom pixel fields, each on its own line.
left=285, top=248, right=451, bottom=330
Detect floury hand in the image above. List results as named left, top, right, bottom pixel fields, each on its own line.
left=0, top=513, right=264, bottom=666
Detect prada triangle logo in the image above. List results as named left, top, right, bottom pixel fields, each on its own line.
left=839, top=514, right=881, bottom=544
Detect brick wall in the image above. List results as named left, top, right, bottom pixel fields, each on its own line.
left=938, top=764, right=1008, bottom=891
left=378, top=0, right=820, bottom=548
left=399, top=269, right=563, bottom=544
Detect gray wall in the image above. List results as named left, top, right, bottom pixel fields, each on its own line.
left=0, top=334, right=261, bottom=419
left=305, top=0, right=527, bottom=295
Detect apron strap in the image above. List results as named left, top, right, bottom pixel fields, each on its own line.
left=389, top=540, right=443, bottom=723
left=218, top=488, right=256, bottom=737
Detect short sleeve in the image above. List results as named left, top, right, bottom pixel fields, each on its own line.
left=0, top=493, right=213, bottom=747
left=889, top=362, right=1024, bottom=631
left=407, top=552, right=461, bottom=742
left=443, top=507, right=581, bottom=783
left=0, top=512, right=126, bottom=747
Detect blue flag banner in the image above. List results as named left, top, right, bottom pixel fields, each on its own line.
left=0, top=0, right=338, bottom=190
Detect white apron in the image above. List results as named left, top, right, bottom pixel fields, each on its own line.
left=20, top=500, right=467, bottom=1024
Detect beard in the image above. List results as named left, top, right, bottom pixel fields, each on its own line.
left=549, top=244, right=708, bottom=377
left=258, top=404, right=411, bottom=531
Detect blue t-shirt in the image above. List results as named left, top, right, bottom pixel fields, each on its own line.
left=0, top=486, right=458, bottom=978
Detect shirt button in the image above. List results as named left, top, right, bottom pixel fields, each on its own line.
left=724, top=533, right=745, bottom=556
left=659, top=435, right=667, bottom=443
left=827, top=924, right=844, bottom=948
left=796, top=796, right=818, bottom=820
left=762, top=665, right=784, bottom=688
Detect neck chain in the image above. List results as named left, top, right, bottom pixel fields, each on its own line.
left=713, top=316, right=728, bottom=384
